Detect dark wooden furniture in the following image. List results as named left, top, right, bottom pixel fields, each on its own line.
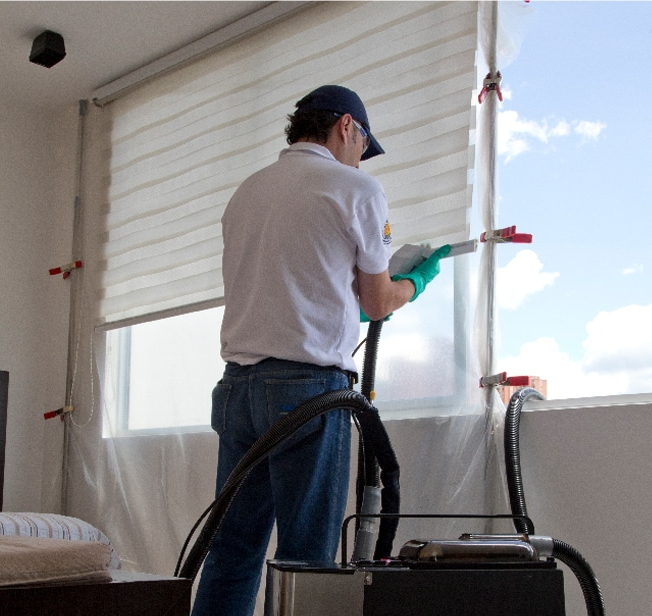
left=0, top=570, right=192, bottom=615
left=0, top=370, right=7, bottom=510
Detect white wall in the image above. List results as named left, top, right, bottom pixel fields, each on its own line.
left=376, top=398, right=651, bottom=616
left=520, top=398, right=652, bottom=616
left=0, top=103, right=77, bottom=511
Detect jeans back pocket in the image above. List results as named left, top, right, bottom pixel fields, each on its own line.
left=264, top=378, right=327, bottom=451
left=211, top=381, right=232, bottom=435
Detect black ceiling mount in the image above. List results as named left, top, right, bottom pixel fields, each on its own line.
left=29, top=30, right=66, bottom=68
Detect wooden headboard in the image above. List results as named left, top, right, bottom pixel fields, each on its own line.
left=0, top=371, right=7, bottom=511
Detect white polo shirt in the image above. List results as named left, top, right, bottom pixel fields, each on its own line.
left=220, top=143, right=391, bottom=372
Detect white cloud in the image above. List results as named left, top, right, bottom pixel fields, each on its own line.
left=574, top=120, right=607, bottom=141
left=496, top=250, right=559, bottom=310
left=497, top=110, right=554, bottom=161
left=500, top=304, right=652, bottom=399
left=500, top=337, right=599, bottom=399
left=622, top=264, right=643, bottom=275
left=498, top=110, right=606, bottom=162
left=500, top=86, right=513, bottom=102
left=583, top=305, right=652, bottom=373
left=549, top=119, right=571, bottom=138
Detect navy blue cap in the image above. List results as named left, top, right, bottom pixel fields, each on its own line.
left=295, top=85, right=385, bottom=160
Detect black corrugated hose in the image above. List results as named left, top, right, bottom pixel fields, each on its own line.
left=504, top=387, right=543, bottom=534
left=552, top=538, right=606, bottom=616
left=359, top=319, right=383, bottom=490
left=175, top=388, right=399, bottom=580
left=358, top=318, right=400, bottom=559
left=355, top=401, right=400, bottom=559
left=505, top=387, right=606, bottom=616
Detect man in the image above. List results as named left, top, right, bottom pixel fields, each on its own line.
left=192, top=85, right=448, bottom=616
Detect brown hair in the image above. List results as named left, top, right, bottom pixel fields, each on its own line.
left=284, top=109, right=339, bottom=145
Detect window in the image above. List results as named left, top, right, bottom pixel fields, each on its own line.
left=104, top=247, right=477, bottom=432
left=105, top=308, right=224, bottom=433
left=362, top=252, right=477, bottom=418
left=93, top=2, right=480, bottom=433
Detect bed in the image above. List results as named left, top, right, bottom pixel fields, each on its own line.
left=0, top=371, right=192, bottom=614
left=0, top=511, right=121, bottom=581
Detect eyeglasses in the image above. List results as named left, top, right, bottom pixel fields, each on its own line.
left=351, top=118, right=370, bottom=154
left=334, top=113, right=370, bottom=154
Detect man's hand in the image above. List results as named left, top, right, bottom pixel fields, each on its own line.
left=357, top=269, right=415, bottom=322
left=391, top=244, right=451, bottom=302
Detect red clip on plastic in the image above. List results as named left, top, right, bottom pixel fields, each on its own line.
left=480, top=226, right=532, bottom=244
left=478, top=71, right=503, bottom=104
left=49, top=260, right=83, bottom=279
left=480, top=373, right=530, bottom=388
left=44, top=406, right=73, bottom=421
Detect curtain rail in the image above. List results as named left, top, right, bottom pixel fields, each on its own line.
left=94, top=298, right=225, bottom=333
left=91, top=1, right=313, bottom=106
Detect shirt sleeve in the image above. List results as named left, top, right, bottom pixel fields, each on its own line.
left=351, top=186, right=392, bottom=275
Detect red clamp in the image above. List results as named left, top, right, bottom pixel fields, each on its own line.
left=480, top=226, right=532, bottom=244
left=480, top=373, right=530, bottom=388
left=44, top=406, right=73, bottom=421
left=478, top=72, right=503, bottom=104
left=49, top=260, right=83, bottom=279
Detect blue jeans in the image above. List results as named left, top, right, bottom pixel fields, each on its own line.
left=192, top=359, right=352, bottom=616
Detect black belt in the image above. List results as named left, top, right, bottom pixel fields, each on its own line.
left=257, top=358, right=358, bottom=387
left=342, top=370, right=359, bottom=388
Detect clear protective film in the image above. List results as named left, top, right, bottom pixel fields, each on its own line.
left=58, top=3, right=535, bottom=613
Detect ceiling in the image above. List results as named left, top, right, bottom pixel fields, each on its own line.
left=0, top=1, right=273, bottom=112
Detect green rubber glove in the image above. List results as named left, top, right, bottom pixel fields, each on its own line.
left=391, top=244, right=451, bottom=302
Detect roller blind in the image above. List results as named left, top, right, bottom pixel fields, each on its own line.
left=98, top=1, right=478, bottom=328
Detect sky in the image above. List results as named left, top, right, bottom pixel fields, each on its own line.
left=493, top=0, right=652, bottom=398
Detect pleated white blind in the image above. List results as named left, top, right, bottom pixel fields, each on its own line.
left=98, top=1, right=478, bottom=328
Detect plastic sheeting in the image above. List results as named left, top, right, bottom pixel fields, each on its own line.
left=57, top=2, right=535, bottom=614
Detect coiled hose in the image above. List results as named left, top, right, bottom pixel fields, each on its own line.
left=505, top=387, right=606, bottom=616
left=175, top=388, right=398, bottom=580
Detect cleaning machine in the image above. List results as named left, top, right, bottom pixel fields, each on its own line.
left=175, top=244, right=605, bottom=616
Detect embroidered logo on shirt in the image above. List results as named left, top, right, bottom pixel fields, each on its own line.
left=383, top=220, right=392, bottom=245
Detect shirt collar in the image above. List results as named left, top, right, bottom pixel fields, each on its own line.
left=280, top=142, right=336, bottom=162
